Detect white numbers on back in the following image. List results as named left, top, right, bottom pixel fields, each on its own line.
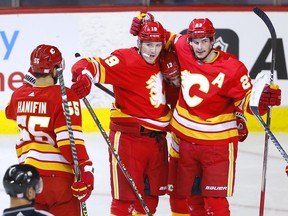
left=17, top=115, right=54, bottom=145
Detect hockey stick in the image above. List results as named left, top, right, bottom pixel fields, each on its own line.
left=250, top=71, right=288, bottom=163
left=82, top=97, right=152, bottom=216
left=252, top=7, right=277, bottom=216
left=57, top=68, right=89, bottom=216
left=250, top=108, right=288, bottom=163
left=74, top=53, right=114, bottom=97
left=94, top=83, right=114, bottom=97
left=24, top=70, right=114, bottom=98
left=72, top=53, right=152, bottom=214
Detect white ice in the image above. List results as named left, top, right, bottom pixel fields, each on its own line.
left=0, top=132, right=288, bottom=215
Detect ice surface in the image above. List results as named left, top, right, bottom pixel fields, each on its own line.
left=0, top=132, right=287, bottom=215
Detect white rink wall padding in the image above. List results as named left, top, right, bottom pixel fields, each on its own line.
left=1, top=5, right=288, bottom=133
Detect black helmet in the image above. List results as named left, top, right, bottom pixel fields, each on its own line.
left=3, top=164, right=42, bottom=198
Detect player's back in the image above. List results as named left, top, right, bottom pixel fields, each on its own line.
left=6, top=84, right=64, bottom=144
left=5, top=84, right=82, bottom=176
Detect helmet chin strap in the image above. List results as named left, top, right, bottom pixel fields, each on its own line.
left=53, top=68, right=59, bottom=84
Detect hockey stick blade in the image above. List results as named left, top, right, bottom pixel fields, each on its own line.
left=250, top=106, right=288, bottom=163
left=253, top=7, right=277, bottom=81
left=250, top=71, right=270, bottom=107
left=253, top=7, right=277, bottom=40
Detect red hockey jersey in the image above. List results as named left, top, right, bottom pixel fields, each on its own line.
left=86, top=47, right=173, bottom=131
left=169, top=34, right=252, bottom=145
left=5, top=84, right=90, bottom=177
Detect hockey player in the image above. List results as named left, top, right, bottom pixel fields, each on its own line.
left=5, top=44, right=94, bottom=216
left=2, top=164, right=53, bottom=216
left=160, top=48, right=249, bottom=215
left=159, top=49, right=181, bottom=110
left=160, top=49, right=181, bottom=89
left=131, top=15, right=281, bottom=215
left=160, top=47, right=249, bottom=143
left=70, top=21, right=171, bottom=215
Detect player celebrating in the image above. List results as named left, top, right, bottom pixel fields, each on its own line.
left=5, top=44, right=94, bottom=216
left=160, top=48, right=249, bottom=215
left=70, top=21, right=172, bottom=215
left=131, top=15, right=281, bottom=215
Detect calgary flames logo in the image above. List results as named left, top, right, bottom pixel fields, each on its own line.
left=146, top=73, right=165, bottom=108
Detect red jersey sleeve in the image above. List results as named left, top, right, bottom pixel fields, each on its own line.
left=54, top=87, right=90, bottom=166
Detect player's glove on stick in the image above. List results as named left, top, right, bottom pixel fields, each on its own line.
left=236, top=112, right=248, bottom=142
left=71, top=59, right=94, bottom=99
left=71, top=160, right=94, bottom=202
left=258, top=84, right=281, bottom=114
left=130, top=12, right=154, bottom=36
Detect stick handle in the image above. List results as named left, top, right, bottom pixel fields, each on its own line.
left=58, top=68, right=89, bottom=216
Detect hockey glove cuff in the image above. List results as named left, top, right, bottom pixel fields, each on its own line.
left=130, top=12, right=154, bottom=36
left=71, top=160, right=94, bottom=202
left=236, top=112, right=248, bottom=142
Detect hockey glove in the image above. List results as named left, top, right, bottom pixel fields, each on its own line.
left=258, top=84, right=281, bottom=114
left=71, top=160, right=94, bottom=202
left=236, top=112, right=248, bottom=142
left=71, top=59, right=94, bottom=99
left=130, top=12, right=154, bottom=36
